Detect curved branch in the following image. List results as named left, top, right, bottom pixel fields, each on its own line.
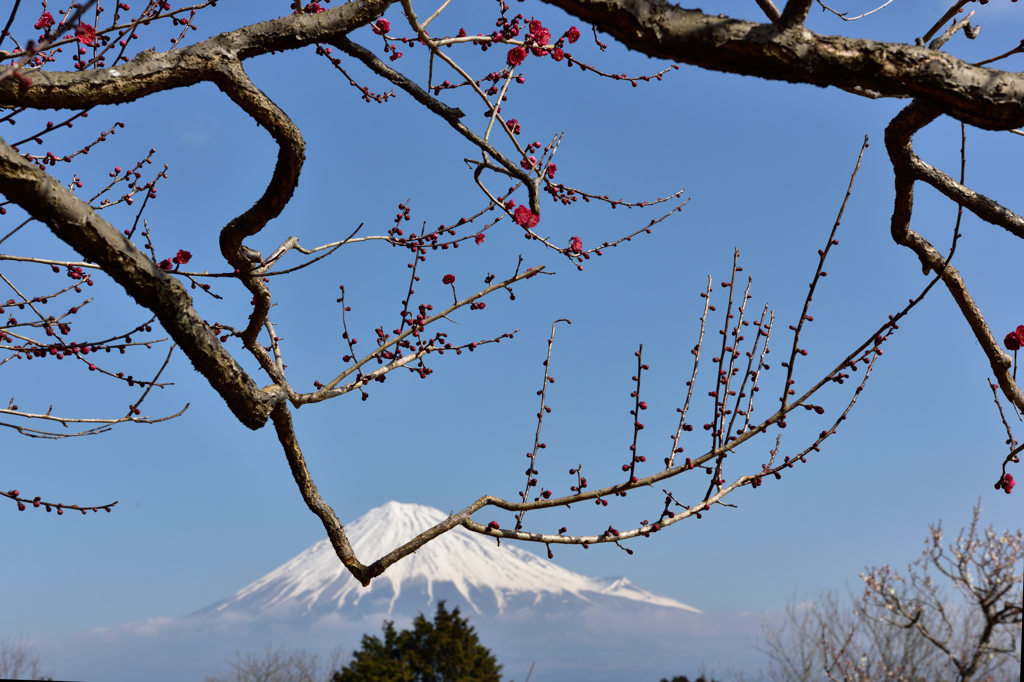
left=537, top=0, right=1024, bottom=130
left=897, top=132, right=1024, bottom=242
left=885, top=99, right=1024, bottom=412
left=210, top=58, right=305, bottom=350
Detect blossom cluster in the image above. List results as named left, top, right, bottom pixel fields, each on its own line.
left=158, top=249, right=193, bottom=271
left=34, top=12, right=55, bottom=30
left=506, top=20, right=579, bottom=67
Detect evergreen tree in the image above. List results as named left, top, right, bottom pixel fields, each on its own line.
left=334, top=602, right=503, bottom=682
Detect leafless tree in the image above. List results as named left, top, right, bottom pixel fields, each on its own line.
left=0, top=635, right=51, bottom=681
left=758, top=503, right=1022, bottom=682
left=759, top=592, right=946, bottom=682
left=206, top=644, right=346, bottom=682
left=0, top=0, right=1019, bottom=585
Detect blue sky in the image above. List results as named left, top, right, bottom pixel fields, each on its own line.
left=2, top=0, right=1021, bottom=676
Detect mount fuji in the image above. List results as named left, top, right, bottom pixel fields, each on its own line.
left=194, top=501, right=700, bottom=620
left=49, top=503, right=768, bottom=682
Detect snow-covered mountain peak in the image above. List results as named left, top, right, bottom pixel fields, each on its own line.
left=196, top=501, right=700, bottom=618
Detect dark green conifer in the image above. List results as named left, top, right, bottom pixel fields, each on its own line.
left=334, top=601, right=503, bottom=682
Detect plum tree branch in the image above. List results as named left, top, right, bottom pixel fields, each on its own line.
left=0, top=2, right=403, bottom=430
left=0, top=137, right=282, bottom=429
left=885, top=99, right=1024, bottom=413
left=0, top=0, right=398, bottom=108
left=536, top=0, right=1024, bottom=130
left=330, top=35, right=541, bottom=213
left=210, top=57, right=303, bottom=358
left=755, top=0, right=782, bottom=24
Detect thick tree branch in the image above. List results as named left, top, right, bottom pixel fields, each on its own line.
left=210, top=58, right=305, bottom=352
left=898, top=129, right=1024, bottom=242
left=537, top=0, right=1024, bottom=130
left=885, top=100, right=1024, bottom=412
left=0, top=0, right=397, bottom=109
left=0, top=137, right=281, bottom=429
left=271, top=402, right=367, bottom=579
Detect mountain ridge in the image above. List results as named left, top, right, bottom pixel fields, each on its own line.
left=45, top=501, right=772, bottom=682
left=194, top=501, right=700, bottom=618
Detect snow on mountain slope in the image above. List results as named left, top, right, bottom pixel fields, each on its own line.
left=195, top=501, right=699, bottom=618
